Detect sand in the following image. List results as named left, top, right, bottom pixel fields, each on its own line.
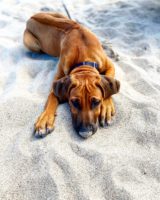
left=0, top=0, right=160, bottom=199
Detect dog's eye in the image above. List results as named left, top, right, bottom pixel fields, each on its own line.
left=71, top=98, right=81, bottom=109
left=91, top=98, right=101, bottom=109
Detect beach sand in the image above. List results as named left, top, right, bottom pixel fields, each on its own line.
left=0, top=0, right=160, bottom=199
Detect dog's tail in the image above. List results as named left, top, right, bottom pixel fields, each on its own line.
left=31, top=13, right=78, bottom=32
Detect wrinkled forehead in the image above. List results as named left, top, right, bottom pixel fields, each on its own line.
left=70, top=74, right=102, bottom=97
left=73, top=72, right=101, bottom=81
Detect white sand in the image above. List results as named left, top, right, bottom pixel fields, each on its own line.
left=0, top=0, right=160, bottom=199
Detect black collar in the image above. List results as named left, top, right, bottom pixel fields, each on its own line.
left=70, top=61, right=99, bottom=72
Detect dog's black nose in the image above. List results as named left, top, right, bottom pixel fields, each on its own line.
left=77, top=124, right=98, bottom=138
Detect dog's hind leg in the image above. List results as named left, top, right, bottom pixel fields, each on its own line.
left=23, top=29, right=41, bottom=52
left=47, top=12, right=68, bottom=19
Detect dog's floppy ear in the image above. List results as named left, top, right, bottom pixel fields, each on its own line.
left=99, top=75, right=120, bottom=99
left=53, top=76, right=73, bottom=102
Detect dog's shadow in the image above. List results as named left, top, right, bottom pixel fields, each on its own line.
left=25, top=51, right=59, bottom=62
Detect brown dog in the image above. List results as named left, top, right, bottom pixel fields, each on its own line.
left=23, top=12, right=120, bottom=138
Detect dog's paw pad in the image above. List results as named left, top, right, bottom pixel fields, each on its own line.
left=106, top=118, right=115, bottom=126
left=46, top=127, right=54, bottom=134
left=99, top=117, right=105, bottom=127
left=34, top=127, right=54, bottom=139
left=34, top=129, right=47, bottom=138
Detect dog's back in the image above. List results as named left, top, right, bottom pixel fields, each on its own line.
left=24, top=12, right=103, bottom=60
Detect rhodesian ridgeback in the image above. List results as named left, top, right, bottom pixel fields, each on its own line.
left=23, top=12, right=120, bottom=138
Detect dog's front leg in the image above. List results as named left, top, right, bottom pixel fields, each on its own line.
left=100, top=57, right=117, bottom=126
left=34, top=63, right=65, bottom=138
left=100, top=97, right=115, bottom=126
left=34, top=91, right=58, bottom=138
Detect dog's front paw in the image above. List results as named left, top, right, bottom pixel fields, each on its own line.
left=99, top=97, right=115, bottom=127
left=34, top=111, right=55, bottom=138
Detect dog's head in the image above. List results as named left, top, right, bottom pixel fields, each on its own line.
left=53, top=68, right=120, bottom=138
